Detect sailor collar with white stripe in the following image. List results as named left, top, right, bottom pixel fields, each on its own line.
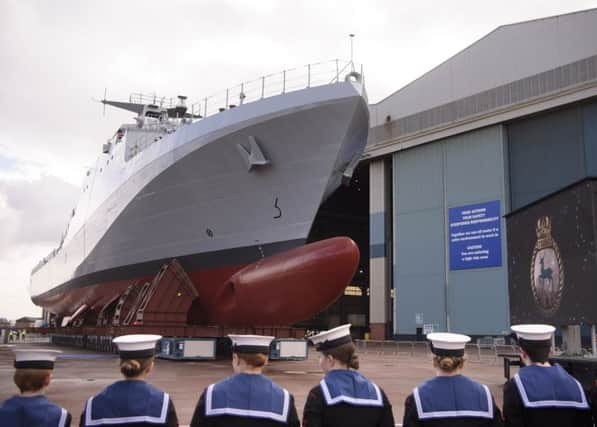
left=310, top=324, right=352, bottom=351
left=320, top=370, right=383, bottom=407
left=513, top=365, right=589, bottom=409
left=58, top=407, right=68, bottom=427
left=205, top=375, right=290, bottom=422
left=13, top=349, right=61, bottom=370
left=5, top=396, right=69, bottom=427
left=84, top=391, right=170, bottom=425
left=112, top=334, right=162, bottom=359
left=427, top=332, right=470, bottom=357
left=413, top=377, right=494, bottom=419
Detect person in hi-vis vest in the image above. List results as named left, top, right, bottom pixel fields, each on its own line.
left=0, top=348, right=71, bottom=427
left=403, top=332, right=503, bottom=427
left=79, top=334, right=179, bottom=426
left=190, top=334, right=300, bottom=427
left=503, top=324, right=592, bottom=427
left=303, top=324, right=395, bottom=427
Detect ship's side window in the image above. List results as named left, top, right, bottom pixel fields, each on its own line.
left=116, top=128, right=125, bottom=143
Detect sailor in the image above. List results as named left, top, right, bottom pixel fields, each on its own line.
left=302, top=324, right=395, bottom=427
left=79, top=334, right=179, bottom=426
left=502, top=324, right=592, bottom=427
left=0, top=348, right=71, bottom=427
left=403, top=332, right=503, bottom=427
left=189, top=334, right=300, bottom=427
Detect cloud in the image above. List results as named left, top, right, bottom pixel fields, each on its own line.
left=0, top=174, right=78, bottom=319
left=0, top=192, right=20, bottom=253
left=0, top=176, right=78, bottom=255
left=0, top=243, right=53, bottom=320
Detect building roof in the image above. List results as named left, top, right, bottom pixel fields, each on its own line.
left=366, top=8, right=597, bottom=159
left=15, top=316, right=42, bottom=322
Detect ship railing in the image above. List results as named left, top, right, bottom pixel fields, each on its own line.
left=189, top=59, right=362, bottom=119
left=129, top=93, right=179, bottom=108
left=122, top=121, right=176, bottom=133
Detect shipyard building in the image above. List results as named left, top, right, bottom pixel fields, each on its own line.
left=360, top=8, right=597, bottom=340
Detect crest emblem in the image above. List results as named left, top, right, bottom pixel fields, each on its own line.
left=530, top=216, right=564, bottom=316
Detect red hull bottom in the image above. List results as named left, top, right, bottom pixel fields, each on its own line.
left=36, top=237, right=360, bottom=327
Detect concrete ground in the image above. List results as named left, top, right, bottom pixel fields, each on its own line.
left=0, top=342, right=509, bottom=426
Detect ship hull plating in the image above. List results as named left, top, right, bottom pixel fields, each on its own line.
left=32, top=237, right=360, bottom=326
left=31, top=81, right=368, bottom=326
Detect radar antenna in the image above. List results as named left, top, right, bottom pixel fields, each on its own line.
left=92, top=89, right=110, bottom=116
left=349, top=34, right=355, bottom=71
left=102, top=88, right=107, bottom=116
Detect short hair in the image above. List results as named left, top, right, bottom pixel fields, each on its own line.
left=433, top=355, right=465, bottom=373
left=236, top=352, right=268, bottom=367
left=120, top=356, right=153, bottom=378
left=13, top=369, right=51, bottom=393
left=521, top=342, right=551, bottom=363
left=322, top=341, right=359, bottom=370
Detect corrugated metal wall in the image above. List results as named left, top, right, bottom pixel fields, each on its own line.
left=583, top=102, right=597, bottom=176
left=508, top=106, right=585, bottom=209
left=393, top=125, right=510, bottom=335
left=393, top=142, right=446, bottom=333
left=508, top=99, right=597, bottom=210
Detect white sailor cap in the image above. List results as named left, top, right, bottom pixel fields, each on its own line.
left=427, top=332, right=471, bottom=357
left=112, top=334, right=162, bottom=358
left=228, top=335, right=274, bottom=354
left=13, top=349, right=62, bottom=370
left=511, top=324, right=555, bottom=345
left=310, top=324, right=352, bottom=351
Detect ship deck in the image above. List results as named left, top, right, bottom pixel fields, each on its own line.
left=0, top=341, right=508, bottom=426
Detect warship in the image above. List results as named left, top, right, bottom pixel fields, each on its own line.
left=30, top=60, right=368, bottom=327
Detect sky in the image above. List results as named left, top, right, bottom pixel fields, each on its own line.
left=1, top=0, right=596, bottom=321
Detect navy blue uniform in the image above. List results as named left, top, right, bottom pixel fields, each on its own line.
left=302, top=369, right=394, bottom=427
left=79, top=380, right=178, bottom=426
left=190, top=373, right=300, bottom=426
left=403, top=375, right=502, bottom=427
left=503, top=364, right=591, bottom=427
left=0, top=395, right=71, bottom=427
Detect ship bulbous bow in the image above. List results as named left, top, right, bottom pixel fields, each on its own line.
left=203, top=237, right=360, bottom=326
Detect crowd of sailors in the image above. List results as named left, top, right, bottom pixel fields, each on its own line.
left=1, top=323, right=596, bottom=427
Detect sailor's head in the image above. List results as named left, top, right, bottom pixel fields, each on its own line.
left=310, top=324, right=358, bottom=372
left=12, top=349, right=61, bottom=393
left=228, top=334, right=274, bottom=372
left=112, top=334, right=161, bottom=378
left=427, top=332, right=470, bottom=373
left=511, top=324, right=555, bottom=364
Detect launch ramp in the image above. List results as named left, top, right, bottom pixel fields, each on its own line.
left=125, top=259, right=198, bottom=326
left=83, top=259, right=199, bottom=328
